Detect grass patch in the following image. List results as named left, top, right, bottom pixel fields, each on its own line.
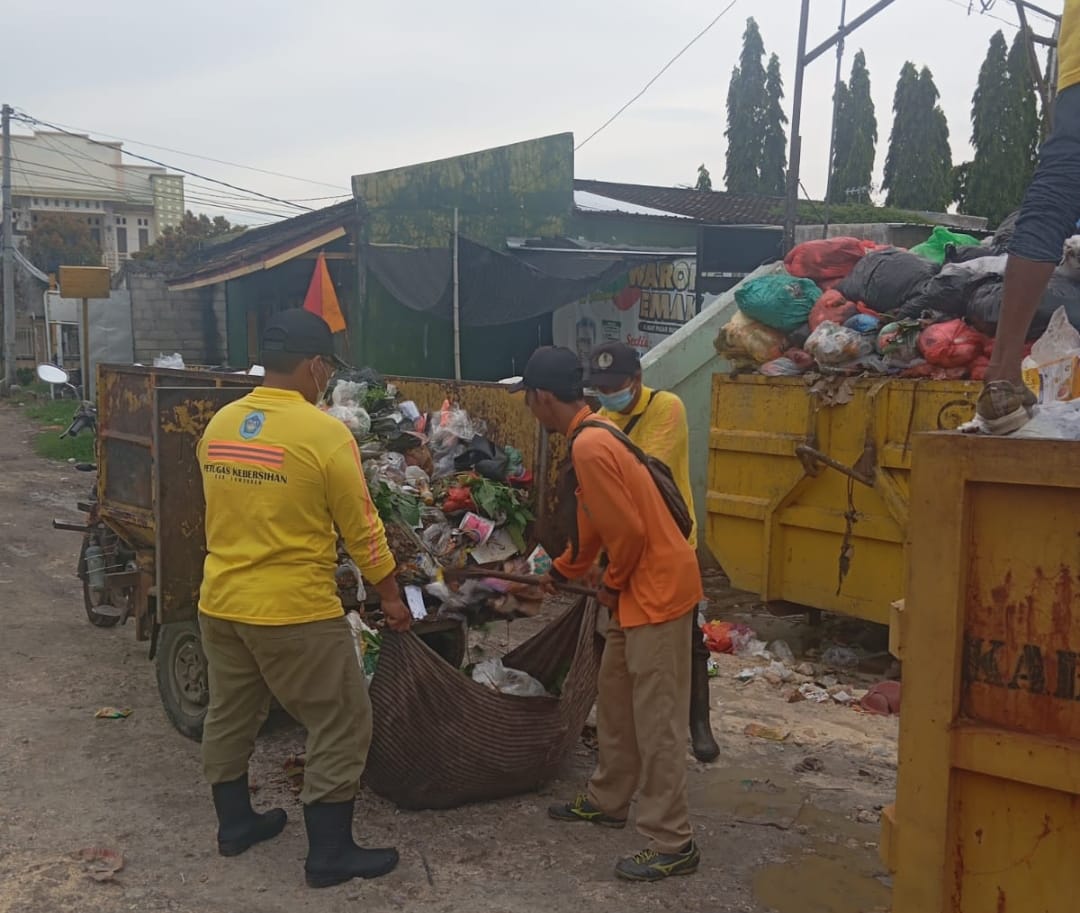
left=17, top=398, right=96, bottom=463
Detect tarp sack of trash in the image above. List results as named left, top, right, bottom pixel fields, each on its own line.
left=320, top=367, right=556, bottom=696
left=715, top=215, right=1080, bottom=397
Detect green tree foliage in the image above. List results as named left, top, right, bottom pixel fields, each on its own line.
left=134, top=210, right=244, bottom=264
left=956, top=30, right=1040, bottom=225
left=725, top=18, right=768, bottom=193
left=695, top=163, right=713, bottom=192
left=24, top=213, right=102, bottom=274
left=829, top=50, right=877, bottom=205
left=760, top=54, right=788, bottom=196
left=883, top=63, right=953, bottom=211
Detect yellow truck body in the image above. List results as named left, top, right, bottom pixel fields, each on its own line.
left=704, top=374, right=980, bottom=624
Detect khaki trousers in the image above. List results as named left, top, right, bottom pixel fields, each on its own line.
left=200, top=613, right=371, bottom=805
left=587, top=610, right=693, bottom=853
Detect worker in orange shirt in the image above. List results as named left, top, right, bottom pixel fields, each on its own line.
left=586, top=341, right=720, bottom=764
left=511, top=346, right=702, bottom=883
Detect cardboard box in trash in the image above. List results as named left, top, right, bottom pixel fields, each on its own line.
left=1022, top=355, right=1080, bottom=404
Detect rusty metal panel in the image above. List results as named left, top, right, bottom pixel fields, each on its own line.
left=154, top=386, right=252, bottom=624
left=891, top=434, right=1080, bottom=913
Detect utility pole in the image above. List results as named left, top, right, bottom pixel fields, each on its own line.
left=2, top=103, right=14, bottom=390
left=782, top=0, right=899, bottom=253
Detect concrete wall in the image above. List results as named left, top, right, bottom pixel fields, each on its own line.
left=125, top=270, right=227, bottom=366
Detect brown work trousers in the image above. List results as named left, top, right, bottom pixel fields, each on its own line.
left=587, top=610, right=693, bottom=854
left=200, top=613, right=371, bottom=805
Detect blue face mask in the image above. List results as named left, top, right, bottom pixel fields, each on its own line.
left=597, top=386, right=635, bottom=413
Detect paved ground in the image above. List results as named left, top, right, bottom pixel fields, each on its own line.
left=0, top=404, right=896, bottom=913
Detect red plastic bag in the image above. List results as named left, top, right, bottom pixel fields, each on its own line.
left=784, top=237, right=868, bottom=281
left=970, top=355, right=991, bottom=381
left=918, top=319, right=988, bottom=368
left=702, top=621, right=734, bottom=654
left=808, top=289, right=859, bottom=331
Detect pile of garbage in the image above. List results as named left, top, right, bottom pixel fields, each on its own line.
left=716, top=218, right=1080, bottom=386
left=324, top=367, right=548, bottom=632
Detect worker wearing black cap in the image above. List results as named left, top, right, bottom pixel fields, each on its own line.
left=586, top=341, right=721, bottom=764
left=197, top=308, right=410, bottom=888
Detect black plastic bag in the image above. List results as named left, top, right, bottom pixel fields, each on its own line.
left=966, top=274, right=1080, bottom=340
left=837, top=248, right=938, bottom=315
left=454, top=435, right=510, bottom=481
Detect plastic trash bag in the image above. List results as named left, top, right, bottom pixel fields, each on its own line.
left=805, top=322, right=874, bottom=366
left=154, top=353, right=185, bottom=369
left=471, top=658, right=549, bottom=697
left=327, top=405, right=372, bottom=435
left=843, top=313, right=882, bottom=334
left=734, top=274, right=822, bottom=332
left=918, top=319, right=986, bottom=368
left=909, top=226, right=982, bottom=265
left=716, top=310, right=788, bottom=364
left=837, top=248, right=936, bottom=315
left=784, top=236, right=868, bottom=281
left=876, top=321, right=922, bottom=367
left=808, top=289, right=860, bottom=331
left=759, top=356, right=806, bottom=376
left=430, top=403, right=477, bottom=449
left=1022, top=305, right=1080, bottom=403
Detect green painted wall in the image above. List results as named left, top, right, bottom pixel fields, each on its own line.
left=353, top=133, right=574, bottom=248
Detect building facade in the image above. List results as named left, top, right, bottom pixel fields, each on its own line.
left=6, top=131, right=185, bottom=272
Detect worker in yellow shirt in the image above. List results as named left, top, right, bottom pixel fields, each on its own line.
left=197, top=309, right=410, bottom=889
left=587, top=342, right=721, bottom=764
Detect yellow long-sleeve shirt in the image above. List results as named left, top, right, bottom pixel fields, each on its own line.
left=197, top=386, right=395, bottom=626
left=599, top=386, right=697, bottom=549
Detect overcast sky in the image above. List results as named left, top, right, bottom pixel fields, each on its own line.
left=3, top=0, right=1063, bottom=225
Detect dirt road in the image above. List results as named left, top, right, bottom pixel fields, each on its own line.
left=0, top=405, right=896, bottom=913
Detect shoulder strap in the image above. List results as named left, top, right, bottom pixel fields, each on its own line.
left=574, top=418, right=650, bottom=466
left=621, top=390, right=657, bottom=439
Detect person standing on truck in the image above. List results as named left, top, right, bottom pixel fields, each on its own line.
left=980, top=0, right=1080, bottom=433
left=511, top=346, right=703, bottom=883
left=197, top=308, right=412, bottom=889
left=585, top=341, right=721, bottom=765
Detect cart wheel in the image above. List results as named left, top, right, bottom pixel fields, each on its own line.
left=79, top=538, right=123, bottom=628
left=156, top=620, right=208, bottom=741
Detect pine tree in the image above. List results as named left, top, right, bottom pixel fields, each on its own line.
left=695, top=164, right=713, bottom=192
left=760, top=54, right=788, bottom=196
left=883, top=63, right=953, bottom=211
left=964, top=31, right=1013, bottom=223
left=829, top=50, right=877, bottom=204
left=1006, top=29, right=1039, bottom=198
left=725, top=18, right=768, bottom=193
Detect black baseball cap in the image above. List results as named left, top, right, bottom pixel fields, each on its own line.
left=261, top=308, right=348, bottom=368
left=587, top=342, right=641, bottom=386
left=507, top=346, right=583, bottom=397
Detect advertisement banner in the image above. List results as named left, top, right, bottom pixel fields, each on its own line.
left=552, top=257, right=711, bottom=363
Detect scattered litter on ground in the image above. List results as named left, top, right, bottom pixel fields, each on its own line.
left=794, top=756, right=825, bottom=774
left=822, top=645, right=860, bottom=670
left=283, top=754, right=305, bottom=794
left=744, top=722, right=791, bottom=742
left=73, top=846, right=124, bottom=883
left=798, top=683, right=831, bottom=704
left=93, top=707, right=132, bottom=719
left=858, top=680, right=902, bottom=715
left=768, top=640, right=795, bottom=664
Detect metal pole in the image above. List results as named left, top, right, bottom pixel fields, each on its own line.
left=783, top=0, right=811, bottom=253
left=452, top=207, right=461, bottom=381
left=2, top=104, right=15, bottom=389
left=80, top=297, right=90, bottom=401
left=822, top=0, right=848, bottom=239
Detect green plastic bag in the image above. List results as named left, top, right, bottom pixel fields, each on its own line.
left=909, top=226, right=982, bottom=264
left=734, top=274, right=822, bottom=333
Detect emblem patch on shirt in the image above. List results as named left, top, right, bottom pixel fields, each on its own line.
left=239, top=411, right=265, bottom=440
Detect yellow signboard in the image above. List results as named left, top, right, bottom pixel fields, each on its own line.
left=58, top=266, right=110, bottom=299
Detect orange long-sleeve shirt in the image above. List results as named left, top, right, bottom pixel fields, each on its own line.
left=553, top=407, right=703, bottom=628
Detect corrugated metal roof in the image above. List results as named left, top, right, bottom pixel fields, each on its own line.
left=573, top=179, right=784, bottom=225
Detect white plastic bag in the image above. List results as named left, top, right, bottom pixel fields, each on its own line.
left=154, top=353, right=185, bottom=369
left=1023, top=306, right=1080, bottom=404
left=805, top=322, right=874, bottom=367
left=327, top=405, right=372, bottom=435
left=471, top=658, right=549, bottom=697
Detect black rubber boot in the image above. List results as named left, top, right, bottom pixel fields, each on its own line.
left=211, top=774, right=287, bottom=857
left=690, top=617, right=721, bottom=763
left=303, top=800, right=399, bottom=888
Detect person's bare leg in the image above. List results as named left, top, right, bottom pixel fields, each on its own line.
left=985, top=256, right=1058, bottom=384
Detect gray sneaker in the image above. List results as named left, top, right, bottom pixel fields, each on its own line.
left=975, top=380, right=1037, bottom=434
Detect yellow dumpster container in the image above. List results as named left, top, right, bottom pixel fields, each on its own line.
left=705, top=374, right=978, bottom=624
left=888, top=433, right=1080, bottom=912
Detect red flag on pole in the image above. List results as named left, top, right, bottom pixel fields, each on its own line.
left=302, top=252, right=346, bottom=333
